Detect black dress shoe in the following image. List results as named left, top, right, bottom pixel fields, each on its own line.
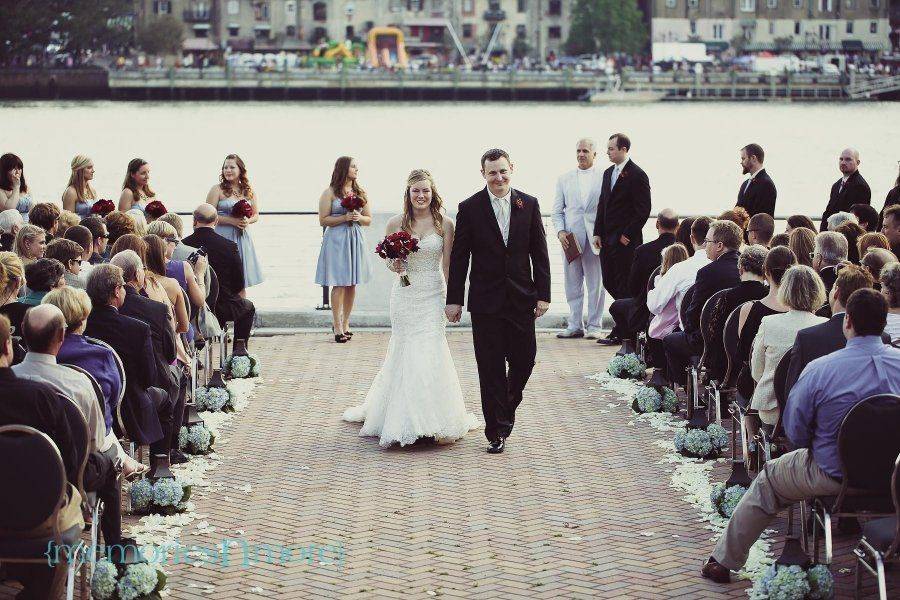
left=487, top=438, right=506, bottom=454
left=701, top=557, right=732, bottom=584
left=596, top=334, right=622, bottom=346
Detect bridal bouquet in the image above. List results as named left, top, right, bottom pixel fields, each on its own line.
left=144, top=200, right=168, bottom=220
left=128, top=477, right=192, bottom=515
left=710, top=483, right=748, bottom=519
left=375, top=231, right=420, bottom=287
left=231, top=199, right=254, bottom=219
left=91, top=199, right=116, bottom=217
left=340, top=193, right=364, bottom=213
left=91, top=558, right=167, bottom=600
left=750, top=563, right=834, bottom=600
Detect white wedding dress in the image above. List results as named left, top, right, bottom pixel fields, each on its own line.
left=342, top=231, right=480, bottom=447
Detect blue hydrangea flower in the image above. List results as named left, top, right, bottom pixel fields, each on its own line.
left=683, top=429, right=714, bottom=458
left=152, top=478, right=184, bottom=507
left=229, top=355, right=252, bottom=378
left=90, top=558, right=118, bottom=600
left=194, top=386, right=208, bottom=407
left=249, top=354, right=260, bottom=376
left=807, top=564, right=834, bottom=600
left=608, top=353, right=646, bottom=379
left=177, top=426, right=188, bottom=451
left=129, top=478, right=153, bottom=511
left=674, top=430, right=686, bottom=453
left=187, top=424, right=213, bottom=454
left=707, top=424, right=729, bottom=452
left=710, top=483, right=725, bottom=506
left=199, top=387, right=231, bottom=412
left=632, top=386, right=662, bottom=413
left=750, top=564, right=778, bottom=599
left=719, top=485, right=747, bottom=518
left=660, top=387, right=678, bottom=412
left=767, top=564, right=811, bottom=600
left=116, top=562, right=157, bottom=600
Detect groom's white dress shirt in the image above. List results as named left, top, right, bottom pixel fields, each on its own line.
left=490, top=189, right=512, bottom=245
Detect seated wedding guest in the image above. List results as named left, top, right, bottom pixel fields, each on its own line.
left=768, top=233, right=790, bottom=249
left=674, top=217, right=696, bottom=257
left=127, top=208, right=148, bottom=236
left=785, top=263, right=880, bottom=392
left=881, top=205, right=900, bottom=257
left=63, top=224, right=93, bottom=267
left=746, top=213, right=775, bottom=247
left=28, top=202, right=60, bottom=240
left=702, top=288, right=900, bottom=584
left=105, top=210, right=136, bottom=246
left=718, top=207, right=750, bottom=231
left=79, top=216, right=109, bottom=264
left=22, top=258, right=66, bottom=306
left=155, top=212, right=198, bottom=260
left=148, top=221, right=206, bottom=310
left=45, top=238, right=86, bottom=288
left=851, top=203, right=879, bottom=232
left=14, top=223, right=46, bottom=266
left=0, top=314, right=84, bottom=600
left=603, top=209, right=677, bottom=346
left=788, top=227, right=815, bottom=268
left=735, top=247, right=796, bottom=400
left=183, top=203, right=256, bottom=353
left=786, top=215, right=816, bottom=234
left=84, top=265, right=175, bottom=470
left=109, top=232, right=147, bottom=261
left=0, top=252, right=27, bottom=340
left=663, top=219, right=741, bottom=385
left=858, top=232, right=891, bottom=259
left=879, top=167, right=900, bottom=231
left=645, top=244, right=690, bottom=368
left=812, top=231, right=849, bottom=303
left=834, top=220, right=866, bottom=264
left=0, top=208, right=23, bottom=252
left=57, top=210, right=79, bottom=238
left=13, top=303, right=129, bottom=552
left=826, top=211, right=857, bottom=232
left=750, top=265, right=827, bottom=425
left=881, top=263, right=900, bottom=342
left=143, top=235, right=189, bottom=336
left=862, top=248, right=898, bottom=283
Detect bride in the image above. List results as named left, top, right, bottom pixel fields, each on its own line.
left=342, top=169, right=479, bottom=447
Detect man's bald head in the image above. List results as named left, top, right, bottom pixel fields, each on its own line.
left=657, top=208, right=679, bottom=232
left=22, top=303, right=66, bottom=354
left=193, top=204, right=218, bottom=228
left=839, top=148, right=861, bottom=175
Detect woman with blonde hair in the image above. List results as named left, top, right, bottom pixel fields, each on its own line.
left=314, top=156, right=373, bottom=342
left=105, top=211, right=136, bottom=246
left=57, top=210, right=80, bottom=238
left=14, top=223, right=46, bottom=265
left=126, top=208, right=148, bottom=236
left=61, top=154, right=97, bottom=218
left=118, top=158, right=155, bottom=213
left=788, top=227, right=815, bottom=268
left=644, top=243, right=690, bottom=368
left=857, top=232, right=891, bottom=262
left=143, top=235, right=189, bottom=335
left=206, top=154, right=263, bottom=287
left=0, top=252, right=27, bottom=340
left=750, top=264, right=828, bottom=425
left=342, top=169, right=478, bottom=447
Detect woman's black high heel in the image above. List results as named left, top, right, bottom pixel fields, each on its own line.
left=334, top=333, right=349, bottom=343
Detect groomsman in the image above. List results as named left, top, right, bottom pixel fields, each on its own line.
left=592, top=133, right=652, bottom=301
left=820, top=148, right=871, bottom=231
left=552, top=138, right=606, bottom=339
left=736, top=143, right=777, bottom=218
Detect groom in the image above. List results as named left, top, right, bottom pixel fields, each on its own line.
left=446, top=149, right=551, bottom=454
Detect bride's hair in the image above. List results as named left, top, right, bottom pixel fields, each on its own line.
left=401, top=169, right=444, bottom=237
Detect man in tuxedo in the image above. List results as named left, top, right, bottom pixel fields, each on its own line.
left=820, top=148, right=871, bottom=231
left=812, top=231, right=849, bottom=309
left=592, top=133, right=652, bottom=301
left=601, top=209, right=678, bottom=346
left=785, top=263, right=886, bottom=393
left=446, top=149, right=551, bottom=454
left=183, top=204, right=255, bottom=352
left=882, top=205, right=900, bottom=257
left=110, top=250, right=188, bottom=463
left=84, top=265, right=174, bottom=468
left=552, top=138, right=605, bottom=339
left=736, top=143, right=777, bottom=218
left=663, top=220, right=742, bottom=385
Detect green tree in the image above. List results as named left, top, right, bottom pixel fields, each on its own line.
left=0, top=1, right=63, bottom=63
left=512, top=38, right=532, bottom=59
left=565, top=0, right=647, bottom=55
left=137, top=15, right=186, bottom=56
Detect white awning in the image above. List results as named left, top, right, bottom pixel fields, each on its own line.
left=254, top=23, right=272, bottom=30
left=191, top=23, right=211, bottom=30
left=183, top=38, right=218, bottom=51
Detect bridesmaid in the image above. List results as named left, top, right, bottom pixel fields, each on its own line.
left=119, top=158, right=155, bottom=214
left=314, top=156, right=373, bottom=343
left=0, top=153, right=34, bottom=223
left=61, top=155, right=97, bottom=219
left=205, top=154, right=263, bottom=287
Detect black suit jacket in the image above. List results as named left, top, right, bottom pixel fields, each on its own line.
left=684, top=249, right=741, bottom=347
left=627, top=232, right=675, bottom=301
left=183, top=226, right=245, bottom=313
left=878, top=186, right=900, bottom=231
left=736, top=169, right=777, bottom=218
left=821, top=170, right=871, bottom=230
left=120, top=285, right=177, bottom=392
left=84, top=305, right=163, bottom=445
left=447, top=188, right=550, bottom=315
left=593, top=160, right=651, bottom=247
left=785, top=313, right=891, bottom=394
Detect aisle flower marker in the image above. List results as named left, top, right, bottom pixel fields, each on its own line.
left=607, top=353, right=646, bottom=380
left=90, top=559, right=167, bottom=600
left=749, top=563, right=834, bottom=600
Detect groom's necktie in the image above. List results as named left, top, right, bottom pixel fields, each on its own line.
left=492, top=195, right=510, bottom=245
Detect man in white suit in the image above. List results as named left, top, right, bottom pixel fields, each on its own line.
left=552, top=138, right=606, bottom=338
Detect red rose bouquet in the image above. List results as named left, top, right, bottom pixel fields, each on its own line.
left=90, top=199, right=115, bottom=217
left=145, top=200, right=168, bottom=220
left=340, top=194, right=364, bottom=213
left=375, top=230, right=420, bottom=287
left=231, top=199, right=254, bottom=219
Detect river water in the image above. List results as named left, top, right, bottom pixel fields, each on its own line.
left=3, top=100, right=899, bottom=312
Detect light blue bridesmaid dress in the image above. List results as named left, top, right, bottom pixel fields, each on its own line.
left=314, top=198, right=373, bottom=287
left=215, top=197, right=264, bottom=287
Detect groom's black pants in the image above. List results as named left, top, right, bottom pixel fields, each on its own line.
left=471, top=309, right=536, bottom=442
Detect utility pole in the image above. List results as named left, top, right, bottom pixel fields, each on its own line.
left=536, top=0, right=543, bottom=64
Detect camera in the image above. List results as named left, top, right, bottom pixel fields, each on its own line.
left=187, top=246, right=207, bottom=265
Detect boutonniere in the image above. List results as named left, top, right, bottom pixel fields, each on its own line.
left=514, top=198, right=524, bottom=210
left=618, top=170, right=628, bottom=180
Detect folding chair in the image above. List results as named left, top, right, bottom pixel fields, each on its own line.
left=853, top=453, right=900, bottom=600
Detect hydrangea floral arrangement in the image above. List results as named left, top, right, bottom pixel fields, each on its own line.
left=225, top=353, right=260, bottom=379
left=750, top=563, right=834, bottom=600
left=631, top=385, right=678, bottom=414
left=178, top=424, right=215, bottom=455
left=709, top=483, right=748, bottom=518
left=194, top=385, right=235, bottom=412
left=91, top=558, right=167, bottom=600
left=607, top=353, right=646, bottom=380
left=674, top=423, right=730, bottom=459
left=128, top=477, right=192, bottom=516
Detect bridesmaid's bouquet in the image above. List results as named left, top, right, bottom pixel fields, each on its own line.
left=375, top=231, right=420, bottom=287
left=231, top=199, right=254, bottom=219
left=145, top=200, right=168, bottom=220
left=91, top=199, right=116, bottom=217
left=340, top=194, right=364, bottom=213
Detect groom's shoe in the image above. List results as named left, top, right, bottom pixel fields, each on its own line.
left=487, top=438, right=506, bottom=454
